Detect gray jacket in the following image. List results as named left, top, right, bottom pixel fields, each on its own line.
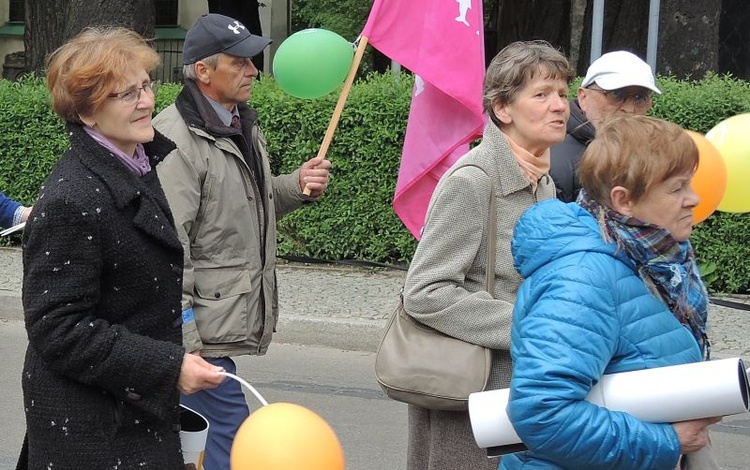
left=154, top=80, right=310, bottom=357
left=403, top=121, right=555, bottom=389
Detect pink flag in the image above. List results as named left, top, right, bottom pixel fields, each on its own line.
left=362, top=0, right=486, bottom=238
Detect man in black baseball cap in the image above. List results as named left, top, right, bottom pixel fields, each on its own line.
left=182, top=13, right=271, bottom=65
left=153, top=12, right=331, bottom=470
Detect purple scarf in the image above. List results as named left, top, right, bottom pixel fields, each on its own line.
left=84, top=126, right=151, bottom=176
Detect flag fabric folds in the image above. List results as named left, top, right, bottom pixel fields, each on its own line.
left=363, top=0, right=486, bottom=238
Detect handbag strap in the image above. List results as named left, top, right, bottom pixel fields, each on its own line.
left=443, top=163, right=498, bottom=298
left=483, top=169, right=497, bottom=298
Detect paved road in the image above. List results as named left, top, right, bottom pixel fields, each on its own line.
left=1, top=320, right=749, bottom=469
left=0, top=319, right=409, bottom=470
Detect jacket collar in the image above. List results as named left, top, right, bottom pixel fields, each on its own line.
left=567, top=99, right=595, bottom=145
left=66, top=123, right=182, bottom=251
left=482, top=122, right=538, bottom=197
left=175, top=79, right=258, bottom=138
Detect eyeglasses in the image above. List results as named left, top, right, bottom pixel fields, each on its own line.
left=108, top=80, right=158, bottom=105
left=586, top=86, right=652, bottom=111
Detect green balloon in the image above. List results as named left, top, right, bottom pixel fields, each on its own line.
left=273, top=29, right=354, bottom=99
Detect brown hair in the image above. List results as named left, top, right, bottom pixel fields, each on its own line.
left=483, top=40, right=571, bottom=115
left=46, top=26, right=160, bottom=123
left=578, top=115, right=698, bottom=207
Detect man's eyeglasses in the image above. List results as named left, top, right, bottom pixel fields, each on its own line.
left=108, top=80, right=159, bottom=105
left=586, top=86, right=652, bottom=111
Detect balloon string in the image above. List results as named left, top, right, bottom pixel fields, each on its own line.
left=218, top=371, right=269, bottom=407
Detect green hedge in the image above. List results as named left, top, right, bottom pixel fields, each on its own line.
left=0, top=76, right=67, bottom=205
left=2, top=73, right=750, bottom=292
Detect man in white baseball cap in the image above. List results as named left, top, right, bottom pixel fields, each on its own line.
left=550, top=51, right=661, bottom=202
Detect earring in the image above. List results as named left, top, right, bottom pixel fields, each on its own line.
left=78, top=114, right=95, bottom=128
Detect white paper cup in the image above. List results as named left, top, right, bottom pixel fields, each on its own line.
left=180, top=405, right=209, bottom=470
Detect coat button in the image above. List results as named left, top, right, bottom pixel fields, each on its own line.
left=215, top=292, right=221, bottom=299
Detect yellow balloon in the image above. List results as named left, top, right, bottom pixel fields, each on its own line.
left=706, top=113, right=750, bottom=213
left=230, top=403, right=345, bottom=470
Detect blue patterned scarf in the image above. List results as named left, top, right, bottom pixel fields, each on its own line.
left=577, top=189, right=710, bottom=358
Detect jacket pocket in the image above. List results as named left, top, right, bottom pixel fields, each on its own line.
left=182, top=317, right=203, bottom=353
left=193, top=268, right=252, bottom=343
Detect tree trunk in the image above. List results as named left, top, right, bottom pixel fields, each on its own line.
left=576, top=0, right=650, bottom=74
left=719, top=0, right=750, bottom=78
left=568, top=0, right=588, bottom=73
left=24, top=0, right=67, bottom=76
left=208, top=0, right=265, bottom=72
left=66, top=0, right=155, bottom=38
left=658, top=0, right=720, bottom=78
left=24, top=0, right=155, bottom=76
left=491, top=0, right=571, bottom=57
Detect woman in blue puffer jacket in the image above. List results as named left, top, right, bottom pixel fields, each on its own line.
left=501, top=115, right=720, bottom=470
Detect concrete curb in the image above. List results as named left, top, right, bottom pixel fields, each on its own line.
left=0, top=290, right=388, bottom=352
left=275, top=316, right=386, bottom=353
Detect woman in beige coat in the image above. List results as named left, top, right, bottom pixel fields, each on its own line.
left=402, top=40, right=571, bottom=469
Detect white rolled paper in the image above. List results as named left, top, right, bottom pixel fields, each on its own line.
left=470, top=357, right=750, bottom=452
left=469, top=387, right=521, bottom=449
left=0, top=222, right=24, bottom=237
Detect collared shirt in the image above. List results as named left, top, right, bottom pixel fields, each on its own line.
left=205, top=96, right=239, bottom=128
left=202, top=93, right=264, bottom=198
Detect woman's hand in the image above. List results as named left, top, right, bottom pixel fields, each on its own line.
left=178, top=352, right=226, bottom=395
left=673, top=416, right=721, bottom=454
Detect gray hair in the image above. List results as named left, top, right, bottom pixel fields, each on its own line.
left=483, top=40, right=571, bottom=118
left=182, top=53, right=220, bottom=81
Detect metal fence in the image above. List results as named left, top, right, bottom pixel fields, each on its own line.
left=154, top=39, right=184, bottom=84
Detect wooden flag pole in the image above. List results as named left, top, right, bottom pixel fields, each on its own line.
left=303, top=35, right=370, bottom=195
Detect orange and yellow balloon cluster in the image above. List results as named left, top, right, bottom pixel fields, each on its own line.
left=688, top=113, right=750, bottom=224
left=230, top=403, right=345, bottom=470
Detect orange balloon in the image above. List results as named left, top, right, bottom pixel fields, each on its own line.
left=230, top=403, right=345, bottom=470
left=686, top=130, right=727, bottom=224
